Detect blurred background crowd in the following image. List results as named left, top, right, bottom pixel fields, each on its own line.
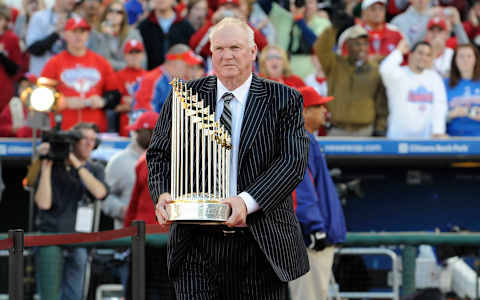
left=2, top=0, right=480, bottom=138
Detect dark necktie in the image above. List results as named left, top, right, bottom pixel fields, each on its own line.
left=219, top=92, right=234, bottom=135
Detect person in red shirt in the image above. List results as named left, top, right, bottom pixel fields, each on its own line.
left=0, top=4, right=21, bottom=113
left=339, top=0, right=403, bottom=61
left=132, top=44, right=202, bottom=113
left=41, top=16, right=121, bottom=132
left=123, top=111, right=160, bottom=227
left=258, top=44, right=306, bottom=89
left=115, top=39, right=146, bottom=136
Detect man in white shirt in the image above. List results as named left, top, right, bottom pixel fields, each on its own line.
left=379, top=39, right=448, bottom=138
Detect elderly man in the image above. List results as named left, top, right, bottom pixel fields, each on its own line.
left=314, top=24, right=388, bottom=136
left=148, top=17, right=309, bottom=299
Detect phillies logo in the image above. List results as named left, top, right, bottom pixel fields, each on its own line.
left=61, top=65, right=101, bottom=94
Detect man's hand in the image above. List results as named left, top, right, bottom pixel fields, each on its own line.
left=37, top=142, right=50, bottom=157
left=155, top=193, right=172, bottom=225
left=89, top=95, right=105, bottom=109
left=68, top=153, right=82, bottom=169
left=445, top=6, right=461, bottom=26
left=65, top=97, right=85, bottom=109
left=40, top=159, right=53, bottom=172
left=397, top=39, right=410, bottom=55
left=308, top=232, right=328, bottom=251
left=221, top=196, right=247, bottom=227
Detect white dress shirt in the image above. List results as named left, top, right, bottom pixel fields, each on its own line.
left=215, top=74, right=260, bottom=214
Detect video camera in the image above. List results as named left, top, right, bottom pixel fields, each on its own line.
left=40, top=129, right=83, bottom=161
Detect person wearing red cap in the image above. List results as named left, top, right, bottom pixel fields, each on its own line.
left=115, top=39, right=146, bottom=136
left=102, top=111, right=159, bottom=295
left=132, top=43, right=202, bottom=114
left=40, top=16, right=122, bottom=132
left=121, top=111, right=176, bottom=300
left=289, top=86, right=346, bottom=300
left=425, top=15, right=469, bottom=78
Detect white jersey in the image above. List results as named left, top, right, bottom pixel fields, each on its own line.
left=379, top=49, right=447, bottom=139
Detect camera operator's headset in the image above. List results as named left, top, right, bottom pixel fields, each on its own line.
left=69, top=123, right=102, bottom=150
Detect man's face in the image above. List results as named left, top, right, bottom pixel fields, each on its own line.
left=74, top=128, right=97, bottom=160
left=303, top=105, right=328, bottom=130
left=188, top=0, right=208, bottom=23
left=362, top=3, right=386, bottom=25
left=83, top=0, right=101, bottom=18
left=211, top=24, right=257, bottom=83
left=410, top=0, right=430, bottom=11
left=187, top=64, right=205, bottom=80
left=64, top=28, right=90, bottom=51
left=347, top=36, right=369, bottom=62
left=125, top=51, right=145, bottom=69
left=263, top=49, right=284, bottom=78
left=409, top=44, right=432, bottom=71
left=425, top=26, right=448, bottom=47
left=151, top=0, right=175, bottom=11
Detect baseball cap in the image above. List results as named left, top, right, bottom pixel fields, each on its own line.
left=64, top=16, right=91, bottom=31
left=361, top=0, right=386, bottom=10
left=124, top=39, right=144, bottom=54
left=427, top=17, right=447, bottom=31
left=126, top=111, right=159, bottom=131
left=299, top=86, right=334, bottom=108
left=166, top=50, right=203, bottom=65
left=341, top=24, right=368, bottom=41
left=218, top=0, right=240, bottom=6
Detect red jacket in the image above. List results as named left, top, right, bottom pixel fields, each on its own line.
left=261, top=74, right=306, bottom=90
left=124, top=153, right=163, bottom=229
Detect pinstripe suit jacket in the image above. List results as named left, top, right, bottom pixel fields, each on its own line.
left=146, top=73, right=310, bottom=282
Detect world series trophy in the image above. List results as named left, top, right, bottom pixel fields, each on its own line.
left=166, top=79, right=232, bottom=223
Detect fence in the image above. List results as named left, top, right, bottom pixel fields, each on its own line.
left=3, top=229, right=480, bottom=299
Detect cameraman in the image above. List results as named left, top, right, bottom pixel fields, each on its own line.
left=34, top=122, right=108, bottom=300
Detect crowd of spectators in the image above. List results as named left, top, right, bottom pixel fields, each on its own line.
left=4, top=0, right=480, bottom=299
left=0, top=0, right=479, bottom=138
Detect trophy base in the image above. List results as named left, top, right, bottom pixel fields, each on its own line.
left=167, top=202, right=231, bottom=223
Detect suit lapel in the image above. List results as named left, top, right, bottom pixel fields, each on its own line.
left=238, top=74, right=269, bottom=168
left=197, top=76, right=217, bottom=114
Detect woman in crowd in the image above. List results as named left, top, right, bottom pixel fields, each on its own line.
left=98, top=0, right=143, bottom=70
left=445, top=44, right=480, bottom=136
left=258, top=44, right=306, bottom=89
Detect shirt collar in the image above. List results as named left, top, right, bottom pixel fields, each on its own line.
left=217, top=73, right=253, bottom=105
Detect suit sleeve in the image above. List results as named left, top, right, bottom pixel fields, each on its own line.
left=146, top=90, right=173, bottom=204
left=245, top=89, right=309, bottom=214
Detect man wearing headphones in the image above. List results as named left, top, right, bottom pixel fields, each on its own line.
left=34, top=122, right=108, bottom=300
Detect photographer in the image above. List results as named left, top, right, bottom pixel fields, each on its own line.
left=34, top=122, right=108, bottom=300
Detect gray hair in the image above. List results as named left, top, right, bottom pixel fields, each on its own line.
left=209, top=17, right=255, bottom=51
